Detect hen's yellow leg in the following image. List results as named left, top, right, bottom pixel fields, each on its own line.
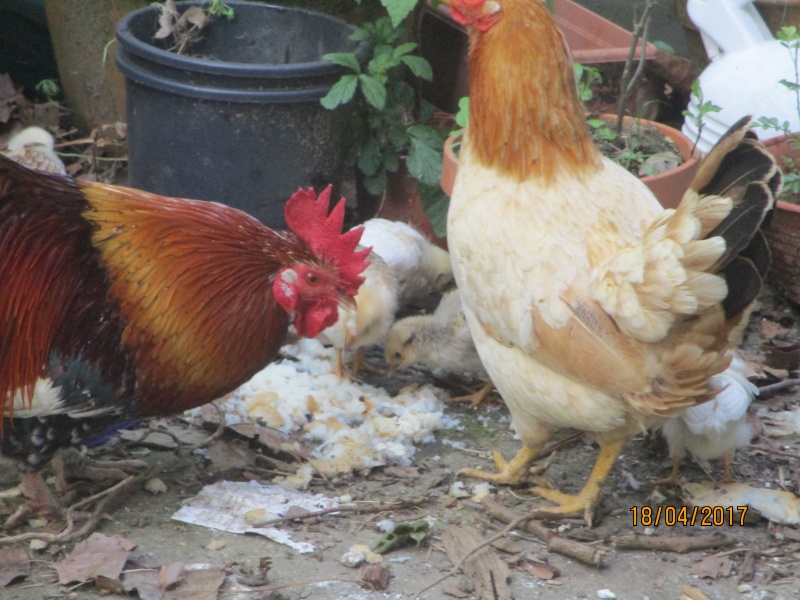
left=459, top=445, right=539, bottom=485
left=653, top=454, right=684, bottom=487
left=531, top=438, right=627, bottom=527
left=449, top=381, right=495, bottom=408
left=720, top=453, right=735, bottom=484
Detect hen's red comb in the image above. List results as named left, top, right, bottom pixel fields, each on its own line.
left=284, top=185, right=371, bottom=296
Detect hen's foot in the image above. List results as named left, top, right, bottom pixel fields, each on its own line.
left=653, top=456, right=684, bottom=487
left=449, top=381, right=495, bottom=408
left=458, top=446, right=538, bottom=486
left=52, top=448, right=148, bottom=493
left=531, top=437, right=627, bottom=527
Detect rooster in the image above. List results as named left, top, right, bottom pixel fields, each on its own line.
left=0, top=154, right=370, bottom=469
left=444, top=0, right=780, bottom=525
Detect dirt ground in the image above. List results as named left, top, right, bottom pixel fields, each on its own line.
left=2, top=284, right=800, bottom=600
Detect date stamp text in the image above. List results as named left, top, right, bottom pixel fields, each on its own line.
left=630, top=505, right=748, bottom=527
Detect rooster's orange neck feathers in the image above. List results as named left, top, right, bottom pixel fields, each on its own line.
left=465, top=0, right=601, bottom=182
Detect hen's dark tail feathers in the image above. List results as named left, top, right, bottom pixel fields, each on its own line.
left=689, top=116, right=781, bottom=320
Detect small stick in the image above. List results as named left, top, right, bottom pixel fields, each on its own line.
left=481, top=499, right=606, bottom=567
left=748, top=444, right=800, bottom=460
left=755, top=378, right=800, bottom=398
left=250, top=497, right=429, bottom=528
left=613, top=533, right=735, bottom=553
left=682, top=585, right=714, bottom=600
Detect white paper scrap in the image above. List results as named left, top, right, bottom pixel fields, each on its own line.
left=172, top=480, right=340, bottom=553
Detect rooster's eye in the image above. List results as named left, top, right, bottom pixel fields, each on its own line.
left=306, top=273, right=319, bottom=285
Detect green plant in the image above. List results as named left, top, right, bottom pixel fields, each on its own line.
left=753, top=26, right=800, bottom=200
left=682, top=79, right=722, bottom=155
left=35, top=79, right=61, bottom=103
left=320, top=0, right=451, bottom=236
left=574, top=63, right=602, bottom=104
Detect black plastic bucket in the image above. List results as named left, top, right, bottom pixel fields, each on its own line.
left=116, top=1, right=368, bottom=229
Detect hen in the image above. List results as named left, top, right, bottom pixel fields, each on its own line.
left=444, top=0, right=780, bottom=524
left=358, top=218, right=453, bottom=305
left=385, top=289, right=493, bottom=406
left=0, top=153, right=369, bottom=468
left=316, top=248, right=398, bottom=378
left=660, top=355, right=758, bottom=484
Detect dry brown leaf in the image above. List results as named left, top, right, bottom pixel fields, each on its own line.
left=760, top=342, right=800, bottom=372
left=159, top=562, right=185, bottom=590
left=0, top=546, right=30, bottom=587
left=524, top=561, right=560, bottom=580
left=761, top=319, right=790, bottom=341
left=689, top=555, right=733, bottom=579
left=383, top=466, right=420, bottom=479
left=54, top=533, right=136, bottom=584
left=163, top=567, right=225, bottom=600
left=122, top=569, right=164, bottom=600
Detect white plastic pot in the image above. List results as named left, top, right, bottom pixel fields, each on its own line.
left=682, top=0, right=800, bottom=154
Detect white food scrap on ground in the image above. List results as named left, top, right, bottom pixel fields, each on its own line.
left=207, top=339, right=456, bottom=476
left=172, top=480, right=340, bottom=553
left=684, top=482, right=800, bottom=525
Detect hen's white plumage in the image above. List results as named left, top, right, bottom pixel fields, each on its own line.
left=2, top=126, right=65, bottom=175
left=661, top=355, right=758, bottom=483
left=358, top=218, right=453, bottom=305
left=317, top=249, right=398, bottom=377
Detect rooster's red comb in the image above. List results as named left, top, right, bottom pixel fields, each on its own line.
left=284, top=185, right=371, bottom=296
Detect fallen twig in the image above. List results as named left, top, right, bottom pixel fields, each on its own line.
left=250, top=497, right=429, bottom=528
left=748, top=444, right=800, bottom=460
left=682, top=584, right=714, bottom=600
left=755, top=378, right=800, bottom=398
left=613, top=532, right=735, bottom=553
left=481, top=498, right=606, bottom=567
left=0, top=468, right=155, bottom=546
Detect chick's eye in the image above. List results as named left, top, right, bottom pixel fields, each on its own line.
left=394, top=352, right=402, bottom=359
left=305, top=272, right=319, bottom=285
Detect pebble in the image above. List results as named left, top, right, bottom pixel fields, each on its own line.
left=597, top=590, right=617, bottom=599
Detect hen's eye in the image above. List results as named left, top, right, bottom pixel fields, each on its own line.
left=306, top=272, right=319, bottom=285
left=394, top=352, right=402, bottom=359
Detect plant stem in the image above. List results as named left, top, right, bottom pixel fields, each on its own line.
left=615, top=0, right=657, bottom=137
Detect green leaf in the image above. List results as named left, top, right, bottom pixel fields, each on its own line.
left=357, top=138, right=383, bottom=176
left=455, top=96, right=470, bottom=128
left=407, top=125, right=444, bottom=187
left=320, top=75, right=358, bottom=109
left=359, top=74, right=387, bottom=110
left=323, top=52, right=362, bottom=73
left=393, top=42, right=418, bottom=58
left=418, top=183, right=449, bottom=238
left=400, top=55, right=433, bottom=81
left=380, top=0, right=418, bottom=28
left=364, top=171, right=386, bottom=195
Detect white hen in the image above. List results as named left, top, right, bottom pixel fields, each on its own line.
left=385, top=289, right=493, bottom=406
left=317, top=249, right=398, bottom=378
left=660, top=355, right=758, bottom=484
left=358, top=218, right=453, bottom=305
left=2, top=126, right=65, bottom=175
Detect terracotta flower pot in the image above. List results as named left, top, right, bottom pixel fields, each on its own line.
left=441, top=117, right=700, bottom=210
left=763, top=133, right=800, bottom=305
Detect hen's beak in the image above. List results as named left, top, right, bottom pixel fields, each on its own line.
left=386, top=364, right=397, bottom=379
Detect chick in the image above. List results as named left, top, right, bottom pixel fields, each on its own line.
left=317, top=249, right=398, bottom=378
left=2, top=126, right=66, bottom=174
left=384, top=289, right=493, bottom=407
left=358, top=218, right=453, bottom=305
left=659, top=355, right=759, bottom=485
